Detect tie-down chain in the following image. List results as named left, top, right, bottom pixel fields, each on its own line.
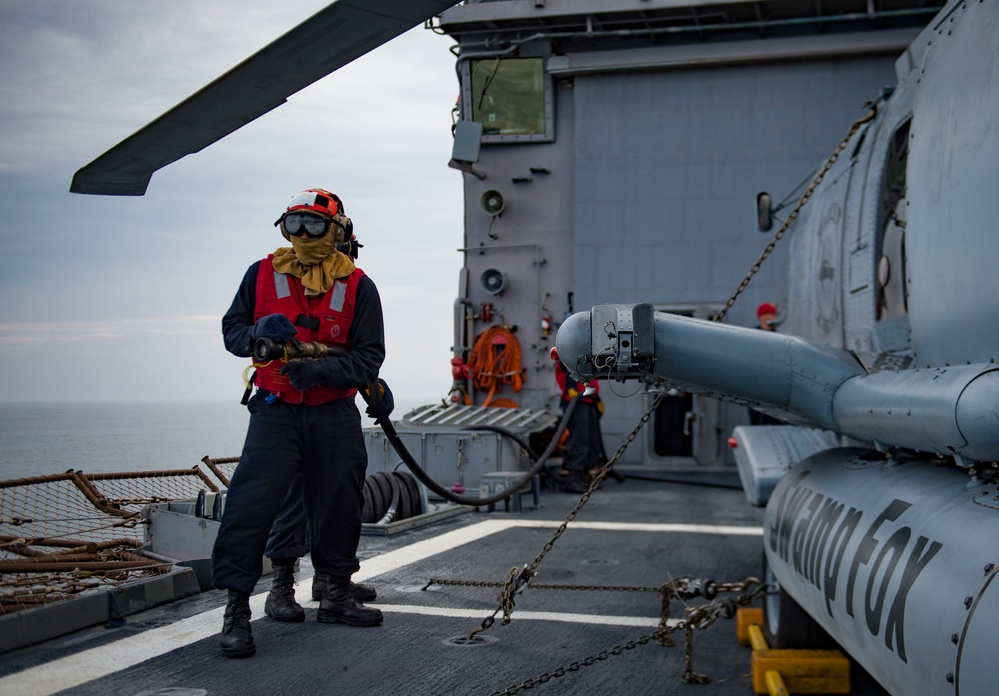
left=423, top=390, right=769, bottom=692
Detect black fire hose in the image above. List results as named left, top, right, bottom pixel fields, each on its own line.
left=253, top=337, right=576, bottom=508
left=375, top=477, right=402, bottom=525
left=468, top=403, right=622, bottom=485
left=466, top=425, right=540, bottom=461
left=374, top=398, right=577, bottom=508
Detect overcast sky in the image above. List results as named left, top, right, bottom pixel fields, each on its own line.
left=0, top=2, right=464, bottom=407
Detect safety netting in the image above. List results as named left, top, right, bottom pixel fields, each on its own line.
left=0, top=463, right=225, bottom=614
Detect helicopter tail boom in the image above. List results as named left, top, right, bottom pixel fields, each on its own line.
left=556, top=305, right=999, bottom=464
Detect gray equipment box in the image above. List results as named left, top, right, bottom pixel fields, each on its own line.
left=479, top=471, right=541, bottom=512
left=364, top=404, right=557, bottom=500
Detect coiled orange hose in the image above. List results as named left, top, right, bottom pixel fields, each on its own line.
left=465, top=326, right=524, bottom=406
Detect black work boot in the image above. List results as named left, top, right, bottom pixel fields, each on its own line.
left=559, top=470, right=589, bottom=494
left=318, top=583, right=383, bottom=627
left=312, top=573, right=377, bottom=603
left=220, top=590, right=255, bottom=658
left=264, top=560, right=305, bottom=623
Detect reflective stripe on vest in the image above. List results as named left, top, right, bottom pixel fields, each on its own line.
left=274, top=271, right=291, bottom=299
left=330, top=280, right=346, bottom=312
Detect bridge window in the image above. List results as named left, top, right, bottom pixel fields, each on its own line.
left=463, top=57, right=553, bottom=143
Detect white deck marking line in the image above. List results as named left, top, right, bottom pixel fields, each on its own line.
left=381, top=604, right=671, bottom=628
left=0, top=518, right=759, bottom=695
left=500, top=520, right=764, bottom=536
left=1, top=521, right=507, bottom=696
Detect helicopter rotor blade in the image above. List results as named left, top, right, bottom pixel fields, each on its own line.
left=70, top=0, right=457, bottom=196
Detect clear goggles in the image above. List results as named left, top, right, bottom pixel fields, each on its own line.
left=276, top=212, right=331, bottom=238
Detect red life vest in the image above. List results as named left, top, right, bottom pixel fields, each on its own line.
left=555, top=362, right=601, bottom=405
left=253, top=255, right=363, bottom=405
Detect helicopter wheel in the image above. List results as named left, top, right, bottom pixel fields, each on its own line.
left=762, top=549, right=836, bottom=649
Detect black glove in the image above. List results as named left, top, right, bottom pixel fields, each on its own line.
left=253, top=314, right=298, bottom=342
left=365, top=378, right=395, bottom=424
left=280, top=358, right=332, bottom=392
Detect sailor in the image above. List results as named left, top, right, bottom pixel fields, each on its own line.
left=756, top=302, right=778, bottom=331
left=749, top=302, right=781, bottom=425
left=212, top=188, right=389, bottom=658
left=260, top=226, right=393, bottom=622
left=554, top=361, right=605, bottom=494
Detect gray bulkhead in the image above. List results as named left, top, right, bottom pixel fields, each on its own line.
left=441, top=1, right=934, bottom=471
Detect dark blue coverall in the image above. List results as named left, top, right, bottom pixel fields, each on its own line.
left=265, top=477, right=309, bottom=560
left=211, top=260, right=385, bottom=593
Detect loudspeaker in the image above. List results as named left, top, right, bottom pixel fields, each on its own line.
left=480, top=268, right=508, bottom=295
left=480, top=190, right=505, bottom=216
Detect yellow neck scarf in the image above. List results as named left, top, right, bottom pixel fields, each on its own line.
left=271, top=236, right=356, bottom=296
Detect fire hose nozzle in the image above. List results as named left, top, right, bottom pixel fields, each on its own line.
left=252, top=337, right=342, bottom=362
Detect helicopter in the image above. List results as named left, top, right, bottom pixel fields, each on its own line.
left=70, top=1, right=997, bottom=694
left=553, top=1, right=999, bottom=694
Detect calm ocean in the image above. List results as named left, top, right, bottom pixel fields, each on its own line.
left=0, top=401, right=250, bottom=481
left=0, top=397, right=430, bottom=482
